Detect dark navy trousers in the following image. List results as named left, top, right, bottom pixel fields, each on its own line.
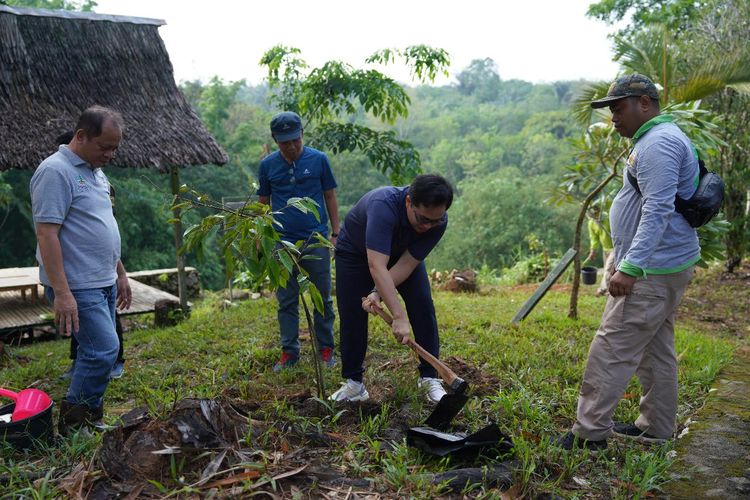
left=335, top=251, right=439, bottom=382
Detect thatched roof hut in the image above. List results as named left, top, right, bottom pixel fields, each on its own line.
left=0, top=5, right=227, bottom=172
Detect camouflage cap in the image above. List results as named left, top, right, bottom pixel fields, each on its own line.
left=590, top=74, right=660, bottom=109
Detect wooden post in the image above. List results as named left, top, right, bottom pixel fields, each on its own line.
left=512, top=248, right=577, bottom=324
left=170, top=165, right=188, bottom=311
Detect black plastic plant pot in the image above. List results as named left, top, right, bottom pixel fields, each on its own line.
left=0, top=401, right=55, bottom=450
left=581, top=266, right=598, bottom=285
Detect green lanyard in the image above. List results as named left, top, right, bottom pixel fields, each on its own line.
left=632, top=114, right=675, bottom=143
left=631, top=113, right=698, bottom=161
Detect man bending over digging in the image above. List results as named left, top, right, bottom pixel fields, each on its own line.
left=330, top=174, right=453, bottom=403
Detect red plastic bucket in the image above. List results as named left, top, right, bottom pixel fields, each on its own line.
left=0, top=387, right=53, bottom=421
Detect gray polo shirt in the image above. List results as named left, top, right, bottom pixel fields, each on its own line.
left=30, top=145, right=121, bottom=290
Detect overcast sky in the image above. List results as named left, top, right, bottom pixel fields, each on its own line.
left=94, top=0, right=621, bottom=86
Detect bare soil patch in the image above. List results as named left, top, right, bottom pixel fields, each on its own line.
left=443, top=356, right=503, bottom=396
left=678, top=262, right=750, bottom=340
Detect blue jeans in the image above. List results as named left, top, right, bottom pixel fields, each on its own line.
left=46, top=285, right=119, bottom=408
left=276, top=245, right=335, bottom=357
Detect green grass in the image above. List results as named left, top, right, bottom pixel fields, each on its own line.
left=0, top=279, right=738, bottom=498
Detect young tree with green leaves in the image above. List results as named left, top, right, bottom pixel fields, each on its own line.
left=259, top=45, right=449, bottom=184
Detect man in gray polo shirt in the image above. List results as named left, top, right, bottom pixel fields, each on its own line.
left=558, top=74, right=699, bottom=451
left=30, top=106, right=132, bottom=436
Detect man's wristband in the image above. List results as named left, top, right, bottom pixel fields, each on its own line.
left=370, top=287, right=378, bottom=295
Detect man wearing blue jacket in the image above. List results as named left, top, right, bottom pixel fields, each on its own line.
left=559, top=74, right=699, bottom=450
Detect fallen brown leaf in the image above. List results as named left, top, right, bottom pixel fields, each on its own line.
left=520, top=431, right=540, bottom=443
left=500, top=483, right=522, bottom=499
left=201, top=470, right=261, bottom=489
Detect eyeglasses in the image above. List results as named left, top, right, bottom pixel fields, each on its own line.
left=411, top=206, right=446, bottom=226
left=289, top=162, right=296, bottom=184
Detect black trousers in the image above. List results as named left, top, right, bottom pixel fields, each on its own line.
left=335, top=251, right=439, bottom=382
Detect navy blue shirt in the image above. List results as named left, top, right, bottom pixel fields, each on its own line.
left=336, top=186, right=447, bottom=261
left=257, top=146, right=337, bottom=242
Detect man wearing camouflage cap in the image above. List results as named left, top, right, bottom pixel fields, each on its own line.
left=557, top=74, right=700, bottom=451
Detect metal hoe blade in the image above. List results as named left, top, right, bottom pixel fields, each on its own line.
left=425, top=392, right=470, bottom=430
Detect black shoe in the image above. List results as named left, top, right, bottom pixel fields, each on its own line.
left=555, top=431, right=607, bottom=451
left=109, top=361, right=125, bottom=379
left=58, top=400, right=106, bottom=437
left=613, top=423, right=668, bottom=444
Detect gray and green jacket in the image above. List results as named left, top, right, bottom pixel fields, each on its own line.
left=611, top=115, right=700, bottom=277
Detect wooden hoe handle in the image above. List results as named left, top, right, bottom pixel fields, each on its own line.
left=372, top=306, right=464, bottom=391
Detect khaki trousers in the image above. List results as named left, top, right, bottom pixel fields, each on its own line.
left=573, top=267, right=694, bottom=440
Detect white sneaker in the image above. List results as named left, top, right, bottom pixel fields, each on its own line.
left=329, top=379, right=369, bottom=402
left=418, top=377, right=447, bottom=403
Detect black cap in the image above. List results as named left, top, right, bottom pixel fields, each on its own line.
left=270, top=111, right=302, bottom=141
left=591, top=74, right=660, bottom=109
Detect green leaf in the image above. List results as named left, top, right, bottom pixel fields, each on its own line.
left=260, top=237, right=275, bottom=261
left=307, top=282, right=324, bottom=314
left=277, top=250, right=295, bottom=274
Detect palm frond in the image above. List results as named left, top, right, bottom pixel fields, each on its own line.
left=613, top=35, right=661, bottom=79
left=727, top=82, right=750, bottom=95
left=612, top=26, right=676, bottom=101
left=672, top=75, right=730, bottom=102
left=572, top=81, right=612, bottom=127
left=671, top=56, right=750, bottom=102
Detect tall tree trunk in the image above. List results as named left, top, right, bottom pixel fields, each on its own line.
left=717, top=89, right=749, bottom=273
left=170, top=165, right=189, bottom=311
